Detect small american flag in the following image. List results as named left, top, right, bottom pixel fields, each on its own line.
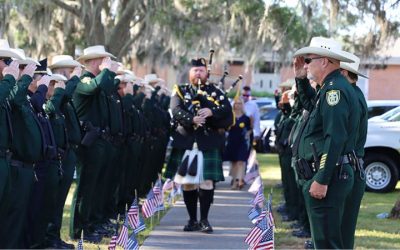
left=125, top=233, right=139, bottom=250
left=117, top=219, right=129, bottom=248
left=134, top=215, right=146, bottom=234
left=244, top=162, right=259, bottom=183
left=142, top=190, right=158, bottom=218
left=128, top=198, right=139, bottom=229
left=245, top=215, right=268, bottom=246
left=250, top=187, right=265, bottom=207
left=162, top=178, right=174, bottom=192
left=108, top=235, right=118, bottom=250
left=248, top=176, right=263, bottom=194
left=267, top=193, right=275, bottom=227
left=248, top=205, right=261, bottom=224
left=253, top=227, right=274, bottom=250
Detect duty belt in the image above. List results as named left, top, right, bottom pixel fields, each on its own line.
left=10, top=159, right=34, bottom=169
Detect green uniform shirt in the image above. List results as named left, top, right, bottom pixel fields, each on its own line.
left=45, top=87, right=68, bottom=149
left=62, top=76, right=82, bottom=145
left=353, top=84, right=368, bottom=158
left=0, top=75, right=16, bottom=149
left=9, top=75, right=44, bottom=162
left=298, top=69, right=358, bottom=185
left=73, top=69, right=116, bottom=129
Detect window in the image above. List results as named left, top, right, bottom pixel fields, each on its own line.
left=259, top=61, right=275, bottom=74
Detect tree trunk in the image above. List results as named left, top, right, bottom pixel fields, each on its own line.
left=389, top=198, right=400, bottom=219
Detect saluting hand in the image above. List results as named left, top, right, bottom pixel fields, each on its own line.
left=2, top=61, right=20, bottom=80
left=99, top=57, right=112, bottom=71
left=37, top=75, right=51, bottom=87
left=198, top=108, right=213, bottom=118
left=70, top=66, right=82, bottom=79
left=20, top=63, right=37, bottom=79
left=124, top=82, right=134, bottom=96
left=54, top=81, right=66, bottom=89
left=309, top=180, right=328, bottom=199
left=293, top=57, right=307, bottom=79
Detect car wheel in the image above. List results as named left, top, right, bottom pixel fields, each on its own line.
left=364, top=153, right=399, bottom=193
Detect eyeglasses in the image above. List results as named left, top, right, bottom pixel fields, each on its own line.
left=304, top=57, right=324, bottom=64
left=0, top=58, right=12, bottom=66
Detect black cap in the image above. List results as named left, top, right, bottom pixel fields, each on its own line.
left=191, top=58, right=207, bottom=67
left=34, top=58, right=48, bottom=74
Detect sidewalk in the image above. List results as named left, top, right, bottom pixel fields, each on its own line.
left=142, top=166, right=253, bottom=249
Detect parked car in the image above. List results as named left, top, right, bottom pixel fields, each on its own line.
left=253, top=97, right=276, bottom=108
left=364, top=107, right=400, bottom=192
left=367, top=100, right=400, bottom=119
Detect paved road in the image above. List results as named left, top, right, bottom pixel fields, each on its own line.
left=142, top=167, right=253, bottom=249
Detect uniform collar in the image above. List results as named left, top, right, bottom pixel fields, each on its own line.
left=321, top=69, right=341, bottom=89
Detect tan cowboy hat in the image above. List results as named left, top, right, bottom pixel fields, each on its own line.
left=279, top=78, right=295, bottom=88
left=294, top=37, right=354, bottom=63
left=116, top=71, right=137, bottom=83
left=339, top=51, right=368, bottom=79
left=144, top=74, right=163, bottom=84
left=49, top=73, right=68, bottom=82
left=14, top=49, right=40, bottom=66
left=49, top=55, right=83, bottom=69
left=0, top=39, right=25, bottom=60
left=77, top=45, right=116, bottom=61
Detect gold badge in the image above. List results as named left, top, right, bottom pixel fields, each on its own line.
left=239, top=122, right=245, bottom=128
left=81, top=77, right=92, bottom=84
left=326, top=90, right=340, bottom=106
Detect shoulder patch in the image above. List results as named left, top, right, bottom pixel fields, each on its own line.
left=81, top=77, right=92, bottom=84
left=326, top=90, right=340, bottom=106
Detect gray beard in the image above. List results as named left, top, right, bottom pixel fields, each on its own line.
left=307, top=72, right=315, bottom=81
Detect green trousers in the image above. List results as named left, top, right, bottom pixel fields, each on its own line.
left=292, top=158, right=310, bottom=232
left=0, top=158, right=10, bottom=226
left=47, top=148, right=77, bottom=241
left=70, top=138, right=108, bottom=238
left=280, top=149, right=299, bottom=219
left=0, top=164, right=34, bottom=248
left=303, top=164, right=354, bottom=249
left=117, top=139, right=141, bottom=214
left=27, top=160, right=60, bottom=248
left=341, top=169, right=366, bottom=249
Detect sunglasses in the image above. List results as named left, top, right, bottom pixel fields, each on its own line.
left=304, top=57, right=324, bottom=64
left=0, top=58, right=12, bottom=66
left=242, top=94, right=250, bottom=97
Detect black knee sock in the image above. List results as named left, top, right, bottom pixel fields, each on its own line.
left=199, top=189, right=214, bottom=221
left=183, top=190, right=198, bottom=222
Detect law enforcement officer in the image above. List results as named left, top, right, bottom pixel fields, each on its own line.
left=26, top=59, right=63, bottom=248
left=45, top=55, right=83, bottom=249
left=339, top=51, right=368, bottom=249
left=0, top=52, right=40, bottom=248
left=70, top=45, right=118, bottom=243
left=164, top=58, right=233, bottom=233
left=293, top=37, right=359, bottom=249
left=0, top=40, right=25, bottom=247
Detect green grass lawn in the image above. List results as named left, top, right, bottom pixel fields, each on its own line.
left=60, top=153, right=400, bottom=249
left=257, top=153, right=400, bottom=249
left=61, top=184, right=170, bottom=249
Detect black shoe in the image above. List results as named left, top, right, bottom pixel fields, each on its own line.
left=45, top=239, right=75, bottom=249
left=183, top=220, right=200, bottom=231
left=83, top=231, right=103, bottom=243
left=281, top=215, right=296, bottom=222
left=289, top=222, right=302, bottom=229
left=304, top=240, right=314, bottom=249
left=275, top=183, right=283, bottom=188
left=292, top=228, right=311, bottom=238
left=93, top=225, right=114, bottom=238
left=199, top=219, right=213, bottom=234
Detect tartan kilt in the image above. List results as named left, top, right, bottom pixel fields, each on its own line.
left=164, top=148, right=224, bottom=182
